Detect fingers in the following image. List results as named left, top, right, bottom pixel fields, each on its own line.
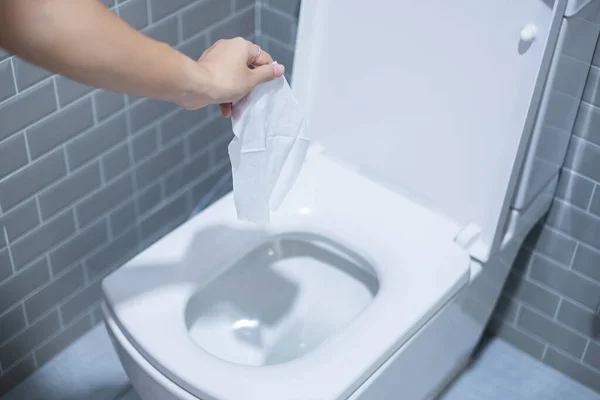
left=246, top=41, right=274, bottom=66
left=250, top=63, right=285, bottom=86
left=220, top=103, right=232, bottom=118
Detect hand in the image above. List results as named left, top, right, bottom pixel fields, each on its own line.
left=196, top=37, right=285, bottom=117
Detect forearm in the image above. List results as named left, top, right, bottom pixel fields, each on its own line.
left=0, top=0, right=206, bottom=107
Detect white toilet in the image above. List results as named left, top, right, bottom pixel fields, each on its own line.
left=101, top=0, right=591, bottom=399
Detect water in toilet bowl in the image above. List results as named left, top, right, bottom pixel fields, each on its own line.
left=184, top=235, right=379, bottom=367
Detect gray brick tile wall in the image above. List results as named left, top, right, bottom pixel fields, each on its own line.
left=66, top=114, right=128, bottom=170
left=132, top=126, right=159, bottom=162
left=584, top=341, right=600, bottom=370
left=504, top=272, right=561, bottom=317
left=0, top=306, right=26, bottom=346
left=119, top=0, right=149, bottom=30
left=0, top=133, right=28, bottom=183
left=145, top=15, right=179, bottom=46
left=0, top=356, right=35, bottom=396
left=573, top=243, right=600, bottom=282
left=529, top=254, right=600, bottom=310
left=0, top=148, right=67, bottom=212
left=0, top=249, right=10, bottom=282
left=555, top=169, right=595, bottom=209
left=13, top=60, right=52, bottom=92
left=162, top=107, right=211, bottom=144
left=0, top=259, right=50, bottom=315
left=94, top=90, right=125, bottom=122
left=0, top=0, right=246, bottom=392
left=209, top=7, right=255, bottom=43
left=33, top=313, right=92, bottom=367
left=136, top=183, right=162, bottom=216
left=109, top=201, right=136, bottom=237
left=139, top=192, right=188, bottom=244
left=181, top=0, right=232, bottom=39
left=524, top=225, right=577, bottom=266
left=76, top=173, right=134, bottom=228
left=23, top=265, right=85, bottom=323
left=148, top=0, right=194, bottom=23
left=26, top=98, right=95, bottom=160
left=49, top=220, right=108, bottom=276
left=55, top=76, right=94, bottom=107
left=490, top=320, right=547, bottom=359
left=38, top=162, right=102, bottom=220
left=102, top=143, right=131, bottom=181
left=60, top=280, right=102, bottom=326
left=11, top=210, right=76, bottom=271
left=0, top=310, right=61, bottom=370
left=0, top=81, right=57, bottom=142
left=0, top=61, right=16, bottom=103
left=557, top=299, right=600, bottom=340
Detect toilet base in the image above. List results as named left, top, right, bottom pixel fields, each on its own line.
left=103, top=305, right=198, bottom=400
left=428, top=355, right=473, bottom=400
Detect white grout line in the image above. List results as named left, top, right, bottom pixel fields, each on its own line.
left=9, top=58, right=19, bottom=94
left=587, top=184, right=598, bottom=212
left=52, top=77, right=61, bottom=110
left=90, top=93, right=99, bottom=125
left=4, top=225, right=16, bottom=274
left=553, top=297, right=563, bottom=321
left=568, top=242, right=579, bottom=270
left=541, top=344, right=549, bottom=360
left=581, top=339, right=591, bottom=362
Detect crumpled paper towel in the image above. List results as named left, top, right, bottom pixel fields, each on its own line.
left=228, top=68, right=310, bottom=224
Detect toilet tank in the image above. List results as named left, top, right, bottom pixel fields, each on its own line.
left=511, top=0, right=600, bottom=211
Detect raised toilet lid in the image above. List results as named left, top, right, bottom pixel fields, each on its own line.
left=291, top=0, right=560, bottom=262
left=102, top=153, right=471, bottom=400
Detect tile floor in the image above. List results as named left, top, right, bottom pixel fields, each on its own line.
left=2, top=324, right=599, bottom=400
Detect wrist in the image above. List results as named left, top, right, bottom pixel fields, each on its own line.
left=168, top=49, right=212, bottom=110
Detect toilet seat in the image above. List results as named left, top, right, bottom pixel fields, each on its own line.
left=102, top=152, right=471, bottom=400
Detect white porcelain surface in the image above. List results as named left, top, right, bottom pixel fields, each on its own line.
left=102, top=153, right=471, bottom=400
left=292, top=0, right=565, bottom=261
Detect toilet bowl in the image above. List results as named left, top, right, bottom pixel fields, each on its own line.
left=103, top=152, right=473, bottom=399
left=101, top=0, right=586, bottom=398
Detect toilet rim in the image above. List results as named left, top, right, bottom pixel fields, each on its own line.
left=102, top=154, right=472, bottom=400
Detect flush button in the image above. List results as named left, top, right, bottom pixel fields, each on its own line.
left=520, top=23, right=537, bottom=43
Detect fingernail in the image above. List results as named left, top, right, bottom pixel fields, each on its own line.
left=274, top=63, right=285, bottom=76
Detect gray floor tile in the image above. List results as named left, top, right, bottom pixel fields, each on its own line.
left=1, top=325, right=129, bottom=400
left=2, top=324, right=599, bottom=400
left=117, top=389, right=141, bottom=400
left=441, top=339, right=600, bottom=400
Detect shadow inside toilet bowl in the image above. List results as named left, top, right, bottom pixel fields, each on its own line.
left=102, top=224, right=272, bottom=306
left=184, top=233, right=380, bottom=329
left=102, top=223, right=380, bottom=366
left=182, top=231, right=379, bottom=366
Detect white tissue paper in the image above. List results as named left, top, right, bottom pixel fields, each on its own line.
left=228, top=67, right=310, bottom=224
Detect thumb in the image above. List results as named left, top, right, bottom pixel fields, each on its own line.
left=250, top=63, right=285, bottom=86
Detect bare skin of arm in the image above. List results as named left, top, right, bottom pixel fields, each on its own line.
left=0, top=0, right=284, bottom=115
